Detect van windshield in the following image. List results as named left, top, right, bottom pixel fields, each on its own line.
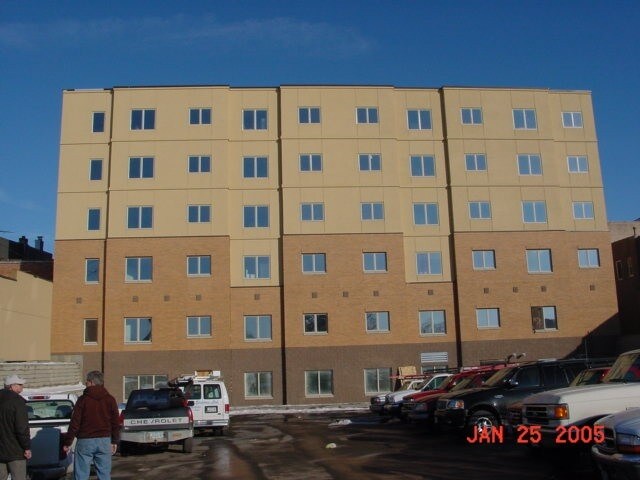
left=604, top=353, right=640, bottom=383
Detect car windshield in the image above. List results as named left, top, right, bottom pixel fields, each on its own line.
left=483, top=366, right=517, bottom=387
left=26, top=400, right=74, bottom=421
left=603, top=353, right=640, bottom=383
left=450, top=376, right=474, bottom=392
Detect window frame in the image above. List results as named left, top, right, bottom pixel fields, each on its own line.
left=243, top=156, right=268, bottom=179
left=363, top=252, right=387, bottom=273
left=92, top=112, right=105, bottom=133
left=572, top=201, right=595, bottom=220
left=243, top=255, right=270, bottom=279
left=188, top=204, right=212, bottom=223
left=416, top=252, right=442, bottom=275
left=305, top=370, right=333, bottom=397
left=513, top=108, right=537, bottom=129
left=461, top=107, right=483, bottom=125
left=83, top=318, right=98, bottom=344
left=522, top=201, right=547, bottom=224
left=128, top=156, right=154, bottom=179
left=407, top=109, right=432, bottom=130
left=85, top=258, right=99, bottom=284
left=517, top=154, right=542, bottom=176
left=301, top=253, right=326, bottom=274
left=127, top=206, right=153, bottom=229
left=299, top=154, right=322, bottom=172
left=469, top=201, right=491, bottom=220
left=366, top=311, right=390, bottom=333
left=531, top=306, right=558, bottom=331
left=410, top=155, right=435, bottom=177
left=89, top=159, right=103, bottom=181
left=419, top=310, right=447, bottom=335
left=243, top=205, right=269, bottom=228
left=364, top=368, right=392, bottom=395
left=189, top=107, right=212, bottom=125
left=577, top=249, right=600, bottom=269
left=244, top=315, right=272, bottom=341
left=361, top=202, right=384, bottom=221
left=87, top=208, right=101, bottom=231
left=188, top=155, right=211, bottom=173
left=130, top=109, right=155, bottom=130
left=562, top=111, right=583, bottom=128
left=567, top=155, right=589, bottom=173
left=476, top=308, right=500, bottom=329
left=358, top=154, right=381, bottom=171
left=298, top=107, right=320, bottom=124
left=243, top=109, right=268, bottom=130
left=124, top=317, right=152, bottom=344
left=472, top=250, right=496, bottom=270
left=186, top=316, right=212, bottom=338
left=125, top=256, right=153, bottom=282
left=123, top=374, right=168, bottom=402
left=465, top=153, right=487, bottom=171
left=187, top=255, right=211, bottom=276
left=300, top=203, right=325, bottom=222
left=526, top=249, right=553, bottom=273
left=356, top=107, right=379, bottom=124
left=244, top=372, right=273, bottom=398
left=413, top=203, right=439, bottom=225
left=303, top=313, right=329, bottom=335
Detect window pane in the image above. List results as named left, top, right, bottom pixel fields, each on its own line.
left=93, top=112, right=105, bottom=132
left=144, top=110, right=155, bottom=129
left=131, top=110, right=142, bottom=130
left=257, top=256, right=270, bottom=278
left=243, top=110, right=254, bottom=129
left=201, top=109, right=211, bottom=124
left=420, top=110, right=431, bottom=129
left=90, top=159, right=102, bottom=180
left=407, top=110, right=419, bottom=129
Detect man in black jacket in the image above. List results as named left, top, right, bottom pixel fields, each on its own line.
left=0, top=374, right=31, bottom=480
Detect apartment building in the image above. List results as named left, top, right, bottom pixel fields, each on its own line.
left=51, top=85, right=619, bottom=405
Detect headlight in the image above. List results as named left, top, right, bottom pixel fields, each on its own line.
left=446, top=399, right=464, bottom=409
left=617, top=433, right=640, bottom=454
left=549, top=404, right=570, bottom=420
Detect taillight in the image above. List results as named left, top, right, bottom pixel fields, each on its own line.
left=188, top=407, right=194, bottom=423
left=225, top=404, right=230, bottom=413
left=118, top=411, right=125, bottom=426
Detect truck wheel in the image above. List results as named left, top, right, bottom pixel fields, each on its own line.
left=468, top=410, right=499, bottom=436
left=119, top=441, right=131, bottom=457
left=182, top=437, right=194, bottom=453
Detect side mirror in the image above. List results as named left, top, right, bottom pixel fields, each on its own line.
left=187, top=400, right=194, bottom=406
left=505, top=378, right=519, bottom=388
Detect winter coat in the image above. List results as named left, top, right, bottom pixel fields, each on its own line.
left=0, top=387, right=30, bottom=462
left=64, top=385, right=120, bottom=445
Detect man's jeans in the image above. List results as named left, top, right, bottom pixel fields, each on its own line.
left=0, top=459, right=27, bottom=480
left=74, top=437, right=112, bottom=480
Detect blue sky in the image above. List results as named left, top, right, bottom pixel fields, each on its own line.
left=1, top=1, right=639, bottom=250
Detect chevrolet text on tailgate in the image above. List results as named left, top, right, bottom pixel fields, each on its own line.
left=521, top=349, right=640, bottom=447
left=119, top=387, right=194, bottom=455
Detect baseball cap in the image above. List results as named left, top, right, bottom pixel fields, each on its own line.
left=5, top=374, right=26, bottom=386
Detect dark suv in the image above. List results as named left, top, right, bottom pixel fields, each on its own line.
left=434, top=359, right=593, bottom=435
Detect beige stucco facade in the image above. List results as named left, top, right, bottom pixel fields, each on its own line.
left=52, top=85, right=619, bottom=404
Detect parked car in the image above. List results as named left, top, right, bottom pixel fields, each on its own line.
left=405, top=369, right=501, bottom=425
left=520, top=350, right=640, bottom=447
left=592, top=408, right=640, bottom=479
left=23, top=393, right=77, bottom=480
left=382, top=373, right=451, bottom=417
left=369, top=377, right=431, bottom=415
left=434, top=359, right=594, bottom=436
left=119, top=387, right=194, bottom=455
left=171, top=370, right=230, bottom=435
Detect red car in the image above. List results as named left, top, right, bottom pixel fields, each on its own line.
left=402, top=367, right=503, bottom=424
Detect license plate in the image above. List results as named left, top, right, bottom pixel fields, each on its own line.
left=148, top=431, right=164, bottom=441
left=205, top=406, right=218, bottom=413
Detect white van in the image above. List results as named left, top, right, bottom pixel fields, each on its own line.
left=173, top=370, right=230, bottom=434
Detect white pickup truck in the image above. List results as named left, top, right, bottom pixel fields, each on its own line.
left=520, top=349, right=640, bottom=447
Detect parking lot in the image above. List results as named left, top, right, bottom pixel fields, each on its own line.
left=107, top=409, right=601, bottom=480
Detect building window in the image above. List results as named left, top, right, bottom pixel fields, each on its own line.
left=567, top=155, right=589, bottom=173
left=85, top=258, right=99, bottom=283
left=304, top=313, right=328, bottom=334
left=243, top=205, right=269, bottom=227
left=513, top=108, right=537, bottom=129
left=243, top=156, right=268, bottom=178
left=416, top=252, right=442, bottom=275
left=562, top=111, right=583, bottom=128
left=130, top=109, right=155, bottom=130
left=244, top=256, right=270, bottom=279
left=89, top=159, right=103, bottom=181
left=616, top=260, right=623, bottom=280
left=187, top=255, right=211, bottom=276
left=476, top=308, right=500, bottom=328
left=465, top=153, right=487, bottom=171
left=407, top=109, right=432, bottom=130
left=532, top=306, right=558, bottom=331
left=124, top=317, right=152, bottom=343
left=300, top=154, right=322, bottom=172
left=188, top=155, right=211, bottom=173
left=461, top=108, right=482, bottom=125
left=128, top=157, right=154, bottom=179
left=361, top=202, right=384, bottom=220
left=189, top=108, right=212, bottom=125
left=419, top=310, right=446, bottom=335
left=517, top=154, right=542, bottom=175
left=302, top=253, right=326, bottom=274
left=92, top=112, right=105, bottom=133
left=301, top=203, right=324, bottom=221
left=366, top=312, right=390, bottom=332
left=125, top=257, right=153, bottom=282
left=469, top=201, right=491, bottom=219
left=410, top=155, right=435, bottom=177
left=127, top=206, right=153, bottom=229
left=123, top=374, right=168, bottom=401
left=299, top=107, right=320, bottom=124
left=84, top=319, right=98, bottom=344
left=245, top=372, right=273, bottom=398
left=526, top=249, right=553, bottom=273
left=628, top=257, right=636, bottom=278
left=364, top=368, right=392, bottom=395
left=413, top=203, right=439, bottom=225
left=187, top=316, right=211, bottom=337
left=359, top=154, right=381, bottom=171
left=522, top=201, right=547, bottom=223
left=356, top=107, right=378, bottom=124
left=363, top=252, right=387, bottom=272
left=244, top=315, right=271, bottom=340
left=87, top=208, right=101, bottom=231
left=573, top=201, right=594, bottom=219
left=188, top=205, right=211, bottom=223
left=472, top=250, right=496, bottom=270
left=578, top=249, right=600, bottom=268
left=243, top=109, right=268, bottom=130
left=305, top=370, right=333, bottom=397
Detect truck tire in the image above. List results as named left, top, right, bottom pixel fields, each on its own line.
left=119, top=441, right=131, bottom=457
left=467, top=410, right=499, bottom=436
left=182, top=437, right=194, bottom=454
